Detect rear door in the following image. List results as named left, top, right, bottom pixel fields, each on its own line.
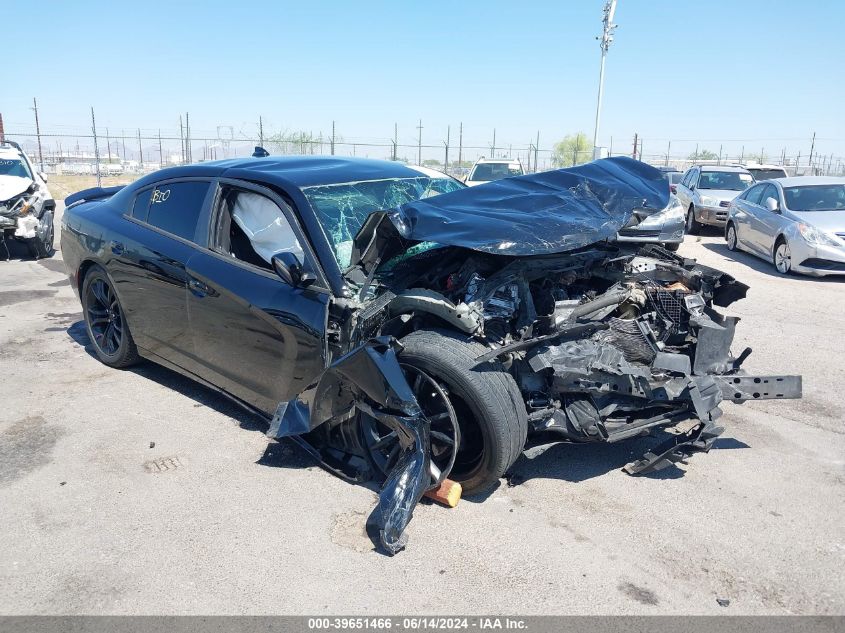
left=733, top=184, right=766, bottom=253
left=109, top=179, right=212, bottom=368
left=185, top=180, right=330, bottom=415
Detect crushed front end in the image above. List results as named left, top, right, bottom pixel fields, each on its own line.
left=268, top=157, right=802, bottom=554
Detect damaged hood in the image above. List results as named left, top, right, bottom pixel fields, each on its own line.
left=351, top=157, right=668, bottom=272
left=0, top=176, right=33, bottom=203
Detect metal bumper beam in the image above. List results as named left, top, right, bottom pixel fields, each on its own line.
left=714, top=375, right=802, bottom=402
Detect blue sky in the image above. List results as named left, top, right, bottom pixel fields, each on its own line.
left=2, top=0, right=843, bottom=162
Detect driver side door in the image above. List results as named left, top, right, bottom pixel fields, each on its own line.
left=185, top=180, right=330, bottom=415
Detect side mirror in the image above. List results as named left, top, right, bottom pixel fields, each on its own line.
left=765, top=197, right=780, bottom=213
left=271, top=252, right=315, bottom=287
left=39, top=172, right=48, bottom=182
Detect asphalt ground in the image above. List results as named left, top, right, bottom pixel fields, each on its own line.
left=0, top=205, right=843, bottom=614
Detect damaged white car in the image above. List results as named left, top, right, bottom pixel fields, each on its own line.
left=0, top=140, right=56, bottom=259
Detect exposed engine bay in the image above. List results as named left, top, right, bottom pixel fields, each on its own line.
left=266, top=158, right=802, bottom=555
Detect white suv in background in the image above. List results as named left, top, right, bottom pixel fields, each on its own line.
left=465, top=157, right=524, bottom=186
left=0, top=140, right=56, bottom=259
left=675, top=164, right=754, bottom=234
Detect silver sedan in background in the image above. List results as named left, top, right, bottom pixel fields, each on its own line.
left=725, top=177, right=845, bottom=276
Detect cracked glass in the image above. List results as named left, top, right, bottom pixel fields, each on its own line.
left=303, top=176, right=463, bottom=268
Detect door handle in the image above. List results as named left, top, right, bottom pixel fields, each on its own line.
left=110, top=241, right=125, bottom=255
left=188, top=277, right=217, bottom=298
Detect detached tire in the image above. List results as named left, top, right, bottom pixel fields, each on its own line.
left=399, top=328, right=528, bottom=494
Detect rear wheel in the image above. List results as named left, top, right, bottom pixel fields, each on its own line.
left=726, top=223, right=738, bottom=251
left=386, top=328, right=528, bottom=494
left=82, top=266, right=140, bottom=367
left=686, top=206, right=701, bottom=235
left=663, top=242, right=681, bottom=252
left=773, top=238, right=791, bottom=274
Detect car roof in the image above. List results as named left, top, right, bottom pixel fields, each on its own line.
left=0, top=147, right=24, bottom=160
left=698, top=165, right=751, bottom=173
left=474, top=158, right=520, bottom=164
left=774, top=176, right=845, bottom=187
left=741, top=163, right=786, bottom=170
left=139, top=155, right=452, bottom=189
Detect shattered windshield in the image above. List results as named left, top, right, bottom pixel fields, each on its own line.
left=303, top=176, right=464, bottom=268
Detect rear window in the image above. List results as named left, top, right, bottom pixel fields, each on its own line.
left=748, top=168, right=787, bottom=180
left=469, top=163, right=523, bottom=182
left=131, top=189, right=153, bottom=219
left=144, top=181, right=210, bottom=242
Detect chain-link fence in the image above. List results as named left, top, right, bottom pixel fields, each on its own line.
left=3, top=110, right=842, bottom=183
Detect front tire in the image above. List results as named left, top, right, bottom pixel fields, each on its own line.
left=82, top=266, right=141, bottom=368
left=686, top=206, right=701, bottom=235
left=773, top=238, right=792, bottom=275
left=726, top=223, right=738, bottom=251
left=397, top=329, right=528, bottom=494
left=26, top=215, right=55, bottom=259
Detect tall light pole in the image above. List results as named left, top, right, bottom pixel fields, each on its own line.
left=592, top=0, right=618, bottom=157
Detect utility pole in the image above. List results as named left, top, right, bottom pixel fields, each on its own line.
left=632, top=132, right=638, bottom=159
left=259, top=116, right=264, bottom=147
left=32, top=97, right=44, bottom=171
left=91, top=107, right=101, bottom=187
left=331, top=120, right=336, bottom=155
left=137, top=129, right=143, bottom=169
left=0, top=112, right=5, bottom=142
left=393, top=122, right=398, bottom=161
left=416, top=119, right=423, bottom=165
left=158, top=129, right=163, bottom=167
left=458, top=122, right=463, bottom=168
left=179, top=116, right=185, bottom=163
left=106, top=128, right=112, bottom=163
left=444, top=125, right=450, bottom=172
left=739, top=145, right=744, bottom=163
left=185, top=112, right=191, bottom=163
left=121, top=131, right=126, bottom=161
left=808, top=132, right=816, bottom=172
left=718, top=144, right=722, bottom=165
left=592, top=0, right=618, bottom=154
left=666, top=141, right=671, bottom=166
left=534, top=131, right=540, bottom=173
left=491, top=128, right=496, bottom=158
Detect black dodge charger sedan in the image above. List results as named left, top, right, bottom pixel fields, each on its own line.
left=61, top=154, right=800, bottom=553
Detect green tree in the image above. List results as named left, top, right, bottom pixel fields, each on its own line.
left=552, top=133, right=591, bottom=167
left=268, top=130, right=329, bottom=155
left=688, top=149, right=718, bottom=161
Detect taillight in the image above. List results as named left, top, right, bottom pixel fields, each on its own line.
left=670, top=185, right=677, bottom=194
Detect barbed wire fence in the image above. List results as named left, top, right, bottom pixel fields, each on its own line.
left=2, top=106, right=843, bottom=183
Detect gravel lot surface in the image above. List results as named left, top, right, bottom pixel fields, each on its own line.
left=1, top=204, right=843, bottom=614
